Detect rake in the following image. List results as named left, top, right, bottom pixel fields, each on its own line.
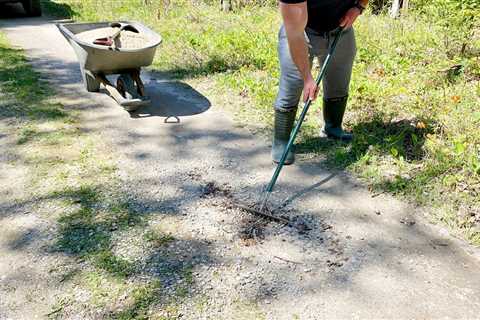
left=237, top=27, right=344, bottom=220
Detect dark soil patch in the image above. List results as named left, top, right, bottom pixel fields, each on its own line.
left=190, top=171, right=317, bottom=246
left=238, top=217, right=267, bottom=247
left=200, top=181, right=232, bottom=198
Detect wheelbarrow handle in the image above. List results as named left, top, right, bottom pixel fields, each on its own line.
left=94, top=23, right=140, bottom=47
left=111, top=24, right=139, bottom=41
left=110, top=22, right=123, bottom=29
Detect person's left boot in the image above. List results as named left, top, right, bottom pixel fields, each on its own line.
left=321, top=96, right=353, bottom=141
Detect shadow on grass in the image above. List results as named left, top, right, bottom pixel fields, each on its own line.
left=0, top=37, right=68, bottom=121
left=150, top=54, right=245, bottom=81
left=299, top=114, right=437, bottom=166
left=111, top=280, right=164, bottom=319
left=41, top=0, right=77, bottom=19
left=0, top=28, right=214, bottom=318
left=52, top=186, right=141, bottom=259
left=46, top=183, right=214, bottom=318
left=297, top=113, right=438, bottom=192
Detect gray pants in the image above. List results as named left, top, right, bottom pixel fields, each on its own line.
left=274, top=26, right=357, bottom=111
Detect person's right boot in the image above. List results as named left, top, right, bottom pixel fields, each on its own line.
left=271, top=107, right=297, bottom=165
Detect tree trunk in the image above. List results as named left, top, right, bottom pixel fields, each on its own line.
left=221, top=0, right=232, bottom=11
left=390, top=0, right=408, bottom=18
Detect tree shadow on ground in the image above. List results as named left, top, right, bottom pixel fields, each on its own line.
left=33, top=180, right=214, bottom=318
left=296, top=113, right=439, bottom=196
left=0, top=25, right=215, bottom=314
left=128, top=80, right=211, bottom=120
left=298, top=113, right=437, bottom=169
left=0, top=41, right=68, bottom=121
left=41, top=0, right=77, bottom=19
left=4, top=105, right=479, bottom=318
left=294, top=113, right=440, bottom=200
left=3, top=11, right=478, bottom=317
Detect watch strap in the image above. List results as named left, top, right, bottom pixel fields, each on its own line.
left=354, top=1, right=366, bottom=14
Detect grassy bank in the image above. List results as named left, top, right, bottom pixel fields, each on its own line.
left=42, top=0, right=480, bottom=244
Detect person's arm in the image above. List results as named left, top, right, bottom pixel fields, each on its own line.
left=340, top=0, right=369, bottom=28
left=280, top=1, right=318, bottom=102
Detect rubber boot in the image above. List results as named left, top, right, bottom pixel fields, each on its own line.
left=322, top=96, right=353, bottom=141
left=271, top=107, right=297, bottom=165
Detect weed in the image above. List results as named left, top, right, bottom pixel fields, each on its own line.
left=92, top=251, right=135, bottom=278
left=17, top=126, right=37, bottom=145
left=144, top=230, right=175, bottom=248
left=114, top=281, right=163, bottom=320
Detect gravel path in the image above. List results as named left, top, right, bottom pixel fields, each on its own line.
left=1, top=13, right=480, bottom=320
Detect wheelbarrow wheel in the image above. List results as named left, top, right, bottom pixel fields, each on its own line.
left=116, top=74, right=138, bottom=100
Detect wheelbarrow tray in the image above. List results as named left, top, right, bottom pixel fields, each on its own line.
left=57, top=21, right=162, bottom=75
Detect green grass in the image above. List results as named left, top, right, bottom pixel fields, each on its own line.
left=43, top=0, right=480, bottom=244
left=0, top=33, right=67, bottom=120
left=113, top=281, right=163, bottom=320
left=144, top=230, right=176, bottom=248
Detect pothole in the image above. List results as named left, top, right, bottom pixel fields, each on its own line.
left=181, top=170, right=351, bottom=275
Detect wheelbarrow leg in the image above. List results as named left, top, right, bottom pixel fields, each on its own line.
left=130, top=69, right=146, bottom=97
left=97, top=73, right=150, bottom=112
left=97, top=74, right=125, bottom=102
left=81, top=68, right=100, bottom=92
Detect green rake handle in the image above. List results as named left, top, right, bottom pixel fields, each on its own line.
left=266, top=28, right=344, bottom=194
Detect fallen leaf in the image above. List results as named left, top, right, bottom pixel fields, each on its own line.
left=451, top=95, right=461, bottom=103
left=416, top=121, right=426, bottom=129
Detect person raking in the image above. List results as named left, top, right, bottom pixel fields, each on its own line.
left=272, top=0, right=368, bottom=165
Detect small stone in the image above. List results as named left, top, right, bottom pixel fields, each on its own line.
left=400, top=218, right=416, bottom=226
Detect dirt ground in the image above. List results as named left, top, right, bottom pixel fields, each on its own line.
left=1, top=9, right=480, bottom=320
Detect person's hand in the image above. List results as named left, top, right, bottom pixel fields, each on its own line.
left=340, top=7, right=361, bottom=29
left=303, top=74, right=318, bottom=102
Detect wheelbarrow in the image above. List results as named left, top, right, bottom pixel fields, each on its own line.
left=57, top=21, right=162, bottom=112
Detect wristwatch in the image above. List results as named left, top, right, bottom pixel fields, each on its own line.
left=354, top=1, right=366, bottom=14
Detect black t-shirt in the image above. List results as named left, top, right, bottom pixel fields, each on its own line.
left=280, top=0, right=356, bottom=32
